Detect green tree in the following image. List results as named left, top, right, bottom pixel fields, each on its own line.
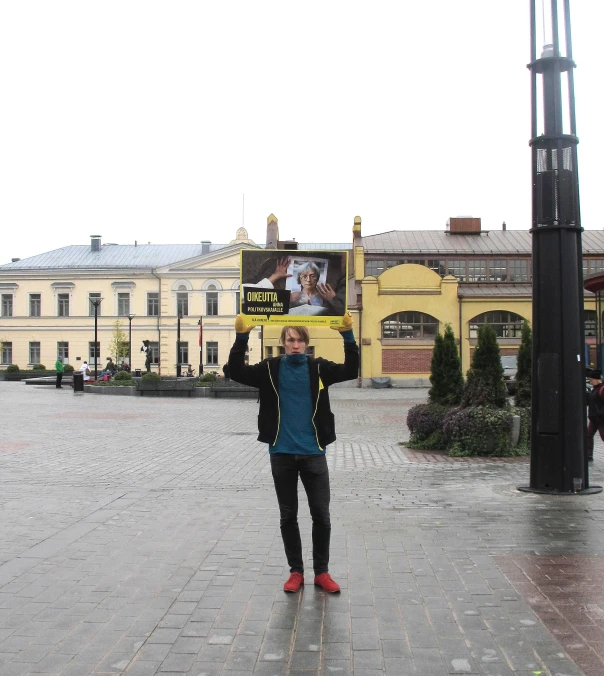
left=514, top=321, right=532, bottom=407
left=108, top=320, right=129, bottom=364
left=429, top=323, right=463, bottom=406
left=462, top=324, right=508, bottom=408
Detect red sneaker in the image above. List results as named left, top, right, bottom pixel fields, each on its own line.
left=314, top=572, right=340, bottom=593
left=283, top=572, right=304, bottom=592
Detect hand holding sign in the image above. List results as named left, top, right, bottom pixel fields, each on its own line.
left=235, top=314, right=256, bottom=334
left=330, top=311, right=354, bottom=333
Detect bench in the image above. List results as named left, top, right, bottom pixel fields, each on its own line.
left=209, top=382, right=258, bottom=399
left=137, top=379, right=196, bottom=397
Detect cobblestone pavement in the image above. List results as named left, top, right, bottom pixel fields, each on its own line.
left=1, top=382, right=604, bottom=676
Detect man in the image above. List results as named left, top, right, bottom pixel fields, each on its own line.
left=586, top=368, right=604, bottom=461
left=55, top=355, right=64, bottom=388
left=228, top=312, right=358, bottom=593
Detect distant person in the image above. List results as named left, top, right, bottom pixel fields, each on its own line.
left=186, top=364, right=195, bottom=377
left=586, top=369, right=604, bottom=461
left=80, top=361, right=91, bottom=382
left=55, top=356, right=64, bottom=389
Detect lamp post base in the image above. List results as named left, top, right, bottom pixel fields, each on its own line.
left=518, top=486, right=602, bottom=495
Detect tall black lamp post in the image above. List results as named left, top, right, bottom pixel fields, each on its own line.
left=520, top=0, right=601, bottom=495
left=176, top=312, right=182, bottom=378
left=197, top=317, right=203, bottom=376
left=127, top=313, right=135, bottom=371
left=91, top=298, right=103, bottom=381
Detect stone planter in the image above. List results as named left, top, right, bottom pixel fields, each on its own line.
left=85, top=385, right=136, bottom=396
left=137, top=379, right=196, bottom=397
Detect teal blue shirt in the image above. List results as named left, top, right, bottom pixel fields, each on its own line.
left=272, top=353, right=321, bottom=455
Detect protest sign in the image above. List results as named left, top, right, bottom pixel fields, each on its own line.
left=240, top=249, right=348, bottom=326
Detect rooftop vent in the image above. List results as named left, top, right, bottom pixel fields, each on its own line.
left=11, top=258, right=21, bottom=262
left=90, top=235, right=101, bottom=252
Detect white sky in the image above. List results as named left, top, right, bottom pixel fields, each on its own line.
left=1, top=1, right=603, bottom=262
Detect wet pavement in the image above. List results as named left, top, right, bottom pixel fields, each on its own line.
left=1, top=381, right=604, bottom=675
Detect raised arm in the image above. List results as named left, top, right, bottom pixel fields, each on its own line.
left=319, top=312, right=359, bottom=386
left=227, top=315, right=264, bottom=388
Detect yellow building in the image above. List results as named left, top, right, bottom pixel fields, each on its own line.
left=352, top=216, right=604, bottom=385
left=0, top=229, right=264, bottom=376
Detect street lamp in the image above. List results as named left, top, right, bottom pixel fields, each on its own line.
left=176, top=312, right=182, bottom=377
left=128, top=313, right=135, bottom=372
left=91, top=297, right=103, bottom=381
left=197, top=317, right=203, bottom=376
left=520, top=0, right=601, bottom=495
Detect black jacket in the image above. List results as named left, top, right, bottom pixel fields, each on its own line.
left=588, top=382, right=604, bottom=421
left=228, top=337, right=359, bottom=450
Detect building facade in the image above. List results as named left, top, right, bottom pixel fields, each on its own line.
left=352, top=216, right=604, bottom=385
left=2, top=215, right=603, bottom=383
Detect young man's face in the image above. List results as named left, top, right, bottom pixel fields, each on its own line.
left=283, top=329, right=308, bottom=355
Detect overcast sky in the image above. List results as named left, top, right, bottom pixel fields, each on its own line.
left=1, top=1, right=603, bottom=262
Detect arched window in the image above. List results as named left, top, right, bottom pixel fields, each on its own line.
left=382, top=311, right=439, bottom=339
left=469, top=311, right=525, bottom=338
left=585, top=310, right=596, bottom=337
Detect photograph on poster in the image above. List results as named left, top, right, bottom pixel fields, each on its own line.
left=240, top=249, right=347, bottom=324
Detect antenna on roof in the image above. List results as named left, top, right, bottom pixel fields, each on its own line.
left=242, top=194, right=245, bottom=229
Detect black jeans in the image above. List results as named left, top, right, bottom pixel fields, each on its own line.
left=270, top=453, right=331, bottom=575
left=56, top=373, right=63, bottom=388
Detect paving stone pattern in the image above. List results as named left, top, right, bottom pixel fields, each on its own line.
left=1, top=382, right=604, bottom=675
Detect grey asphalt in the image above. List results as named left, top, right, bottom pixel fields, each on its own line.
left=1, top=381, right=603, bottom=676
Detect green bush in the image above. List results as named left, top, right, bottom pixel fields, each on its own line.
left=113, top=370, right=133, bottom=381
left=6, top=364, right=19, bottom=373
left=463, top=324, right=508, bottom=408
left=406, top=403, right=449, bottom=449
left=444, top=406, right=516, bottom=457
left=429, top=324, right=463, bottom=406
left=515, top=322, right=532, bottom=407
left=63, top=364, right=74, bottom=372
left=32, top=364, right=47, bottom=371
left=195, top=381, right=212, bottom=387
left=141, top=372, right=161, bottom=382
left=200, top=372, right=218, bottom=382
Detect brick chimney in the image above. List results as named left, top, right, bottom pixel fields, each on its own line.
left=446, top=217, right=481, bottom=235
left=266, top=214, right=279, bottom=249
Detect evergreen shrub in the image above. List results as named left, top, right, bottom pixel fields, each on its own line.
left=200, top=372, right=218, bottom=382
left=141, top=372, right=161, bottom=382
left=462, top=324, right=508, bottom=408
left=63, top=364, right=74, bottom=372
left=406, top=403, right=449, bottom=450
left=113, top=370, right=133, bottom=381
left=515, top=321, right=532, bottom=407
left=429, top=324, right=463, bottom=406
left=32, top=364, right=47, bottom=371
left=6, top=364, right=19, bottom=372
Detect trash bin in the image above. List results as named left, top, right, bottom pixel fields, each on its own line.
left=73, top=371, right=84, bottom=393
left=134, top=369, right=142, bottom=377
